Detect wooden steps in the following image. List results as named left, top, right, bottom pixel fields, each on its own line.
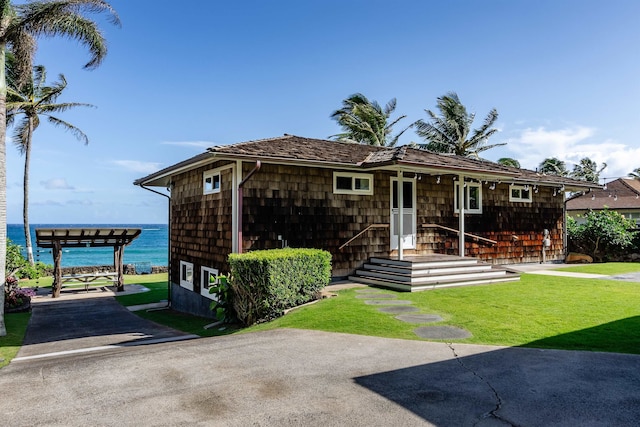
left=348, top=255, right=520, bottom=291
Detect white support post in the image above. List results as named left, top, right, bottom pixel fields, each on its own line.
left=397, top=170, right=404, bottom=261
left=458, top=173, right=465, bottom=258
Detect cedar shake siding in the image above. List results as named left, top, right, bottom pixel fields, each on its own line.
left=134, top=135, right=599, bottom=316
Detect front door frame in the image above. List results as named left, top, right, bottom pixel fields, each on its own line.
left=390, top=174, right=417, bottom=255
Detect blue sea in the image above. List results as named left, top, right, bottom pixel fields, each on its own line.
left=6, top=224, right=168, bottom=268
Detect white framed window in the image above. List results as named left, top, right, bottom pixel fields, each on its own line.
left=203, top=170, right=221, bottom=194
left=454, top=182, right=482, bottom=214
left=200, top=266, right=219, bottom=300
left=179, top=261, right=194, bottom=291
left=509, top=185, right=532, bottom=203
left=333, top=172, right=374, bottom=195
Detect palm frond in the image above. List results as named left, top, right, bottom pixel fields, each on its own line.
left=46, top=115, right=89, bottom=144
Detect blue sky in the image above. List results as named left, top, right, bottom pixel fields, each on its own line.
left=6, top=0, right=640, bottom=224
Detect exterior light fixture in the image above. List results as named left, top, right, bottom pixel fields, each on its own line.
left=534, top=186, right=539, bottom=193
left=436, top=176, right=440, bottom=184
left=489, top=183, right=496, bottom=190
left=553, top=189, right=557, bottom=196
left=614, top=194, right=618, bottom=201
left=591, top=194, right=595, bottom=200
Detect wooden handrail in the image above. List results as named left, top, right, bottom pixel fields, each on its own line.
left=339, top=224, right=389, bottom=250
left=422, top=223, right=497, bottom=245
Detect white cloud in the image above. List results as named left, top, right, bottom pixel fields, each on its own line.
left=112, top=160, right=163, bottom=174
left=41, top=178, right=75, bottom=190
left=33, top=200, right=64, bottom=207
left=506, top=126, right=640, bottom=179
left=66, top=199, right=93, bottom=206
left=161, top=140, right=215, bottom=149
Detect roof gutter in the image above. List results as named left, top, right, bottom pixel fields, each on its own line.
left=238, top=161, right=261, bottom=254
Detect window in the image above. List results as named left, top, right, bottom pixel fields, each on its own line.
left=454, top=182, right=482, bottom=214
left=509, top=185, right=532, bottom=203
left=203, top=171, right=221, bottom=194
left=179, top=261, right=194, bottom=291
left=200, top=266, right=219, bottom=300
left=333, top=172, right=374, bottom=195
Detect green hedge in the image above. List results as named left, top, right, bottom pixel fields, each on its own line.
left=228, top=248, right=331, bottom=326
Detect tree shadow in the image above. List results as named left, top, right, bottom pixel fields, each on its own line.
left=354, top=317, right=640, bottom=426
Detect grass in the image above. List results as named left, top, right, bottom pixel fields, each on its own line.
left=0, top=312, right=31, bottom=368
left=554, top=262, right=640, bottom=275
left=247, top=273, right=640, bottom=354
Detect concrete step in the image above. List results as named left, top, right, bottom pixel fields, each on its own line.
left=354, top=268, right=509, bottom=284
left=348, top=272, right=521, bottom=292
left=362, top=263, right=493, bottom=277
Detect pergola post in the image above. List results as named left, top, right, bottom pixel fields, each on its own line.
left=114, top=245, right=125, bottom=291
left=52, top=241, right=62, bottom=298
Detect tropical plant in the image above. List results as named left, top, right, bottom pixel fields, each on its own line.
left=414, top=91, right=504, bottom=157
left=567, top=209, right=638, bottom=262
left=628, top=167, right=640, bottom=180
left=539, top=157, right=569, bottom=176
left=497, top=157, right=520, bottom=168
left=7, top=65, right=94, bottom=265
left=0, top=0, right=120, bottom=336
left=570, top=157, right=607, bottom=183
left=330, top=93, right=413, bottom=147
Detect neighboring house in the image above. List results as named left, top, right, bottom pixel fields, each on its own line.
left=566, top=178, right=640, bottom=226
left=135, top=135, right=598, bottom=316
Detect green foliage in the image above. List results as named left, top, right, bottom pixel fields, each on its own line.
left=569, top=157, right=607, bottom=183
left=226, top=248, right=331, bottom=326
left=209, top=275, right=237, bottom=323
left=568, top=209, right=638, bottom=261
left=5, top=239, right=50, bottom=279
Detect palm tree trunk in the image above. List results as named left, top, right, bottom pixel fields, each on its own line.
left=0, top=43, right=8, bottom=336
left=23, top=120, right=34, bottom=265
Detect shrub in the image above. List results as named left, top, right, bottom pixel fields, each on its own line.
left=5, top=238, right=51, bottom=279
left=223, top=248, right=331, bottom=326
left=568, top=209, right=638, bottom=261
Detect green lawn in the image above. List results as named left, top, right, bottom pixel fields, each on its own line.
left=248, top=273, right=640, bottom=354
left=554, top=262, right=640, bottom=275
left=0, top=312, right=30, bottom=368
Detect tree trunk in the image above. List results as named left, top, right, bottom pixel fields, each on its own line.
left=0, top=44, right=7, bottom=336
left=52, top=241, right=62, bottom=298
left=23, top=119, right=34, bottom=264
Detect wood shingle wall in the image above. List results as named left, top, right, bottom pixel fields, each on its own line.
left=169, top=161, right=566, bottom=283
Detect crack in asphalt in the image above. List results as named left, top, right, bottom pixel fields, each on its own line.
left=446, top=342, right=520, bottom=427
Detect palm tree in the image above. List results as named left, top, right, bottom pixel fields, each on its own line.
left=628, top=168, right=640, bottom=180
left=330, top=93, right=413, bottom=147
left=0, top=0, right=119, bottom=336
left=497, top=157, right=520, bottom=168
left=539, top=157, right=569, bottom=176
left=414, top=92, right=505, bottom=157
left=7, top=65, right=94, bottom=265
left=570, top=157, right=607, bottom=183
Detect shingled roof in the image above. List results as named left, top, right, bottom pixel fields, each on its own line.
left=135, top=134, right=599, bottom=190
left=567, top=178, right=640, bottom=210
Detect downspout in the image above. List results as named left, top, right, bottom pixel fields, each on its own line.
left=238, top=161, right=261, bottom=254
left=140, top=184, right=172, bottom=307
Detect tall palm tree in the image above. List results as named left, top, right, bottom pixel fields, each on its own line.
left=0, top=0, right=119, bottom=336
left=7, top=65, right=94, bottom=265
left=497, top=157, right=520, bottom=168
left=570, top=157, right=607, bottom=183
left=628, top=168, right=640, bottom=180
left=414, top=92, right=505, bottom=157
left=330, top=93, right=413, bottom=147
left=539, top=157, right=569, bottom=176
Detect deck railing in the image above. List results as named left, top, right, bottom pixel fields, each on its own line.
left=339, top=223, right=389, bottom=250
left=422, top=223, right=497, bottom=246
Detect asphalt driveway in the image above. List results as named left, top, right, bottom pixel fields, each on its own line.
left=15, top=286, right=196, bottom=360
left=3, top=279, right=640, bottom=426
left=2, top=328, right=640, bottom=426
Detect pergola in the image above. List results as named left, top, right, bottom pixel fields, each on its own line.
left=35, top=227, right=142, bottom=298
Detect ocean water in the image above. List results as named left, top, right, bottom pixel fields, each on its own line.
left=6, top=224, right=168, bottom=268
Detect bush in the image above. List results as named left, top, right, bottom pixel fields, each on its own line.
left=5, top=239, right=51, bottom=279
left=221, top=248, right=331, bottom=326
left=568, top=209, right=638, bottom=261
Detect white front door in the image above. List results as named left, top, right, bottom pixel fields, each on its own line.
left=391, top=177, right=416, bottom=250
